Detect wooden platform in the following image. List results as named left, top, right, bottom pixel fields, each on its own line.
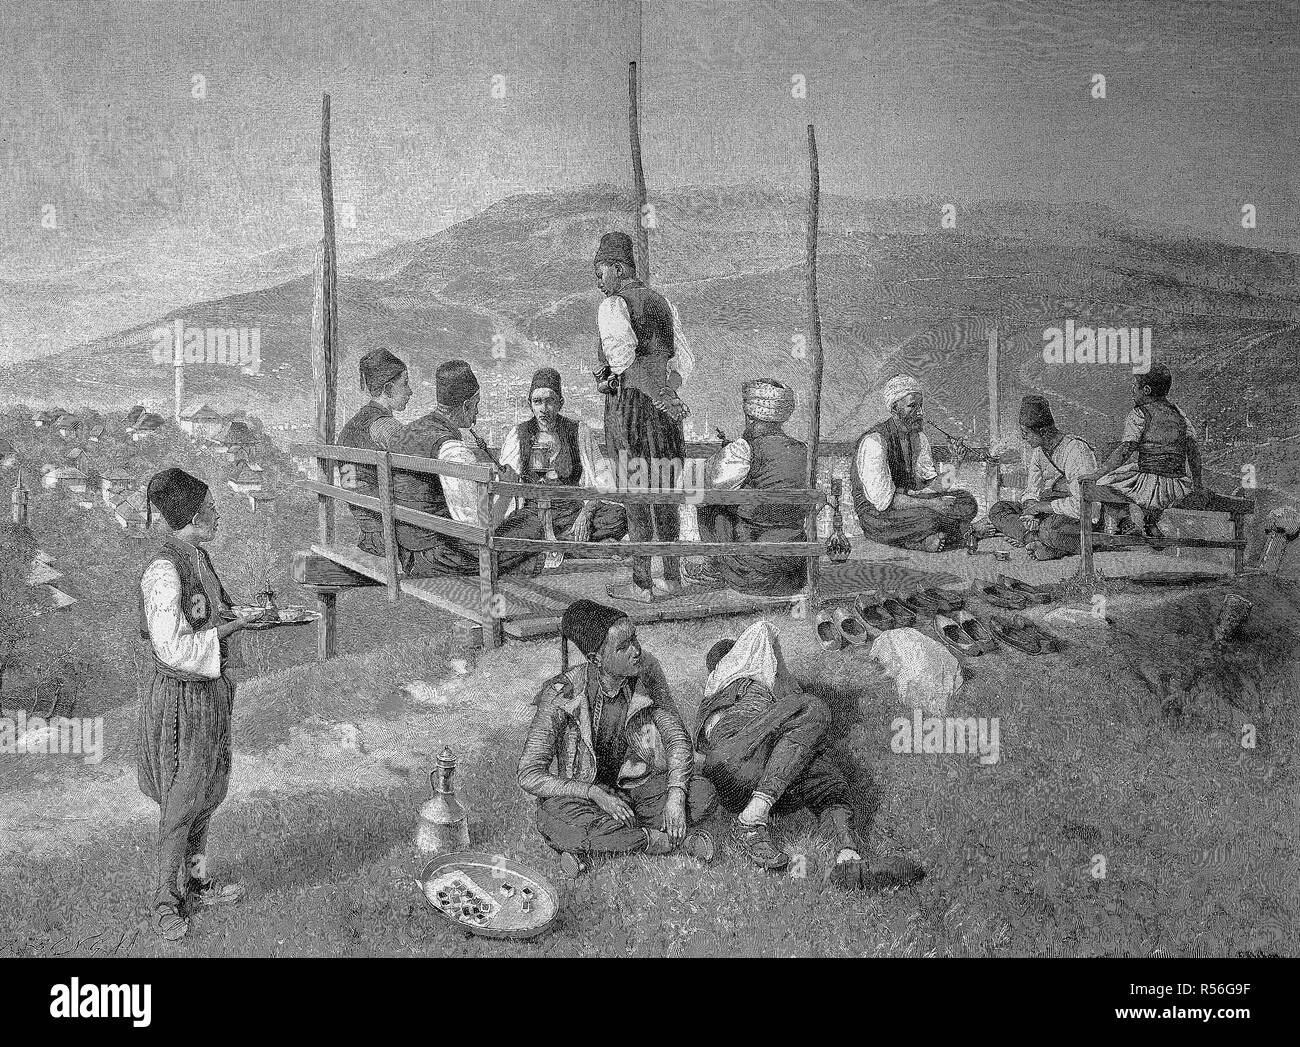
left=302, top=542, right=973, bottom=643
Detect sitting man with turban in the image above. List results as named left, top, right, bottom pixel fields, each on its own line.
left=375, top=358, right=544, bottom=577
left=987, top=395, right=1099, bottom=560
left=518, top=599, right=718, bottom=877
left=849, top=374, right=978, bottom=552
left=497, top=367, right=628, bottom=549
left=687, top=379, right=810, bottom=595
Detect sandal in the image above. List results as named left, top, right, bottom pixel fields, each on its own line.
left=880, top=592, right=917, bottom=627
left=997, top=575, right=1053, bottom=604
left=152, top=903, right=189, bottom=942
left=953, top=610, right=996, bottom=653
left=979, top=583, right=1030, bottom=610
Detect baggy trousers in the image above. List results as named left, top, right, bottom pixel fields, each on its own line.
left=987, top=499, right=1081, bottom=559
left=699, top=691, right=852, bottom=819
left=854, top=489, right=979, bottom=549
left=138, top=670, right=234, bottom=908
left=535, top=771, right=718, bottom=855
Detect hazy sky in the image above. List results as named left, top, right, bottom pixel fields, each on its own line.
left=0, top=0, right=1295, bottom=360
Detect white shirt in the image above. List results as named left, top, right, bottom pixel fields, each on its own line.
left=708, top=438, right=753, bottom=490
left=598, top=295, right=639, bottom=375
left=498, top=419, right=605, bottom=489
left=1023, top=435, right=1099, bottom=521
left=854, top=429, right=938, bottom=512
left=375, top=424, right=512, bottom=528
left=597, top=290, right=694, bottom=385
left=498, top=419, right=612, bottom=523
left=140, top=559, right=222, bottom=679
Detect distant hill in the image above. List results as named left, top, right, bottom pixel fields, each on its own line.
left=5, top=183, right=1299, bottom=488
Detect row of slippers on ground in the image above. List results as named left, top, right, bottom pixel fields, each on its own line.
left=816, top=577, right=1063, bottom=658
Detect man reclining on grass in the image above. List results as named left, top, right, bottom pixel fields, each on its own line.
left=518, top=599, right=718, bottom=877
left=698, top=620, right=925, bottom=891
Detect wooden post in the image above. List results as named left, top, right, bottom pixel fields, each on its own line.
left=1232, top=513, right=1246, bottom=575
left=629, top=61, right=650, bottom=281
left=312, top=92, right=340, bottom=659
left=377, top=450, right=400, bottom=603
left=987, top=323, right=1000, bottom=445
left=479, top=476, right=503, bottom=648
left=1079, top=482, right=1096, bottom=583
left=804, top=124, right=824, bottom=609
left=316, top=589, right=339, bottom=661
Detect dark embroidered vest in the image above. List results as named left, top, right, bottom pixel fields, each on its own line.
left=849, top=418, right=916, bottom=514
left=138, top=537, right=231, bottom=680
left=517, top=415, right=583, bottom=486
left=1135, top=400, right=1190, bottom=477
left=337, top=402, right=393, bottom=543
left=611, top=280, right=674, bottom=402
left=384, top=411, right=461, bottom=552
left=739, top=430, right=809, bottom=530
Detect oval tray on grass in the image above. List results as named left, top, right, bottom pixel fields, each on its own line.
left=417, top=851, right=560, bottom=940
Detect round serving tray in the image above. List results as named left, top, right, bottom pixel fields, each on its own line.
left=224, top=605, right=322, bottom=630
left=416, top=850, right=560, bottom=940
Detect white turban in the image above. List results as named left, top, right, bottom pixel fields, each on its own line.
left=881, top=374, right=923, bottom=409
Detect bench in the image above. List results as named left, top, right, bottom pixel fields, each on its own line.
left=1078, top=480, right=1255, bottom=581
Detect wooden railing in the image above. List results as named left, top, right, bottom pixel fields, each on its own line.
left=293, top=441, right=828, bottom=648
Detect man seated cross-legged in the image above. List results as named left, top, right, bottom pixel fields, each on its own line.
left=518, top=599, right=718, bottom=877
left=849, top=374, right=978, bottom=552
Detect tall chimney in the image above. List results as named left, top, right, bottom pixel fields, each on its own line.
left=173, top=327, right=184, bottom=423
left=11, top=470, right=29, bottom=527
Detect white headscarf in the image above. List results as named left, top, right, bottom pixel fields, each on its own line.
left=882, top=374, right=923, bottom=409
left=703, top=621, right=800, bottom=700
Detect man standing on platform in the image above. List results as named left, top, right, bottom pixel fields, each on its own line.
left=592, top=231, right=688, bottom=604
left=987, top=395, right=1098, bottom=560
left=849, top=374, right=978, bottom=552
left=687, top=379, right=810, bottom=596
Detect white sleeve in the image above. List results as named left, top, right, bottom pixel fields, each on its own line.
left=667, top=299, right=694, bottom=384
left=141, top=560, right=222, bottom=679
left=914, top=433, right=938, bottom=483
left=1049, top=438, right=1099, bottom=520
left=598, top=295, right=638, bottom=375
left=856, top=434, right=896, bottom=512
left=577, top=422, right=605, bottom=492
left=498, top=425, right=521, bottom=475
left=710, top=439, right=752, bottom=490
left=437, top=439, right=488, bottom=525
left=1023, top=449, right=1045, bottom=504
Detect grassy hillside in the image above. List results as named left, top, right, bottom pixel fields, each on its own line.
left=6, top=185, right=1297, bottom=468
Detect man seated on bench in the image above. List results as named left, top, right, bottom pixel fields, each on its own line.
left=497, top=367, right=628, bottom=550
left=986, top=395, right=1098, bottom=560
left=336, top=347, right=414, bottom=557
left=379, top=359, right=544, bottom=578
left=1085, top=364, right=1204, bottom=538
left=686, top=378, right=810, bottom=596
